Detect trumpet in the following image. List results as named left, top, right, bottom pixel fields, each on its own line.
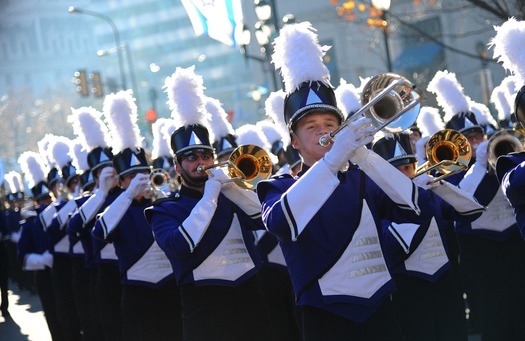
left=150, top=168, right=171, bottom=190
left=319, top=73, right=425, bottom=147
left=412, top=129, right=471, bottom=184
left=197, top=144, right=273, bottom=190
left=487, top=128, right=525, bottom=171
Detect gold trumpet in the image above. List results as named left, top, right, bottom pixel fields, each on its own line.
left=319, top=73, right=425, bottom=147
left=487, top=128, right=525, bottom=171
left=197, top=144, right=273, bottom=190
left=412, top=129, right=471, bottom=184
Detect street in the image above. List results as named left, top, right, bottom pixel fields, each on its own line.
left=0, top=288, right=51, bottom=341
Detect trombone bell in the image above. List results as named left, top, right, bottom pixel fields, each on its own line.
left=197, top=144, right=273, bottom=190
left=413, top=129, right=471, bottom=182
left=487, top=129, right=525, bottom=171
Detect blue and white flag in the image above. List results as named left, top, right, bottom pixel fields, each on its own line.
left=181, top=0, right=244, bottom=47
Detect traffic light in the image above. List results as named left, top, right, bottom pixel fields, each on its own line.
left=73, top=70, right=89, bottom=96
left=90, top=71, right=104, bottom=97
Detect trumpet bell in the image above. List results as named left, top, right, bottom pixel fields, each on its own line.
left=150, top=168, right=170, bottom=190
left=487, top=129, right=525, bottom=171
left=361, top=73, right=422, bottom=133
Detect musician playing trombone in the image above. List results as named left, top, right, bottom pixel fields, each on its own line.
left=256, top=22, right=433, bottom=340
left=145, top=67, right=271, bottom=340
left=373, top=132, right=484, bottom=341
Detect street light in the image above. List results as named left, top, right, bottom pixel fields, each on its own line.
left=371, top=0, right=393, bottom=72
left=68, top=6, right=127, bottom=90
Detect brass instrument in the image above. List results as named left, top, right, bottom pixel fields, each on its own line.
left=197, top=144, right=273, bottom=190
left=150, top=168, right=171, bottom=190
left=413, top=129, right=471, bottom=183
left=319, top=73, right=425, bottom=147
left=487, top=129, right=525, bottom=171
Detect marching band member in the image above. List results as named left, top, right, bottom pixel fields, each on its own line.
left=204, top=95, right=238, bottom=163
left=257, top=22, right=431, bottom=340
left=146, top=66, right=271, bottom=340
left=18, top=151, right=63, bottom=341
left=92, top=90, right=181, bottom=341
left=67, top=106, right=121, bottom=341
left=372, top=132, right=484, bottom=341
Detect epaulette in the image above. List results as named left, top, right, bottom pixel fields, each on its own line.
left=151, top=192, right=181, bottom=206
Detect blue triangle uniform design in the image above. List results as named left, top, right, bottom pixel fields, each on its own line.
left=129, top=153, right=141, bottom=167
left=99, top=152, right=110, bottom=162
left=222, top=139, right=232, bottom=149
left=394, top=141, right=407, bottom=158
left=464, top=117, right=475, bottom=129
left=306, top=89, right=323, bottom=105
left=189, top=132, right=202, bottom=145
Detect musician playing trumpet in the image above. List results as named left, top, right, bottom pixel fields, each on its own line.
left=145, top=67, right=272, bottom=340
left=256, top=22, right=433, bottom=340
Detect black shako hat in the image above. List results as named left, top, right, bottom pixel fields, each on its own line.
left=31, top=181, right=51, bottom=201
left=87, top=146, right=114, bottom=174
left=61, top=163, right=79, bottom=187
left=284, top=81, right=345, bottom=131
left=373, top=133, right=417, bottom=167
left=445, top=111, right=485, bottom=136
left=152, top=156, right=174, bottom=170
left=46, top=168, right=60, bottom=188
left=113, top=147, right=151, bottom=178
left=171, top=124, right=213, bottom=161
left=515, top=85, right=525, bottom=130
left=213, top=133, right=238, bottom=159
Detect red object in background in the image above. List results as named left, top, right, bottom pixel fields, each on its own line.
left=146, top=109, right=157, bottom=121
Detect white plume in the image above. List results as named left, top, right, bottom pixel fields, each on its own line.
left=427, top=70, right=470, bottom=120
left=469, top=100, right=498, bottom=127
left=37, top=134, right=57, bottom=167
left=501, top=75, right=519, bottom=107
left=163, top=119, right=178, bottom=141
left=6, top=171, right=24, bottom=194
left=70, top=140, right=90, bottom=172
left=490, top=85, right=512, bottom=121
left=204, top=96, right=234, bottom=144
left=357, top=76, right=372, bottom=94
left=69, top=107, right=111, bottom=152
left=264, top=90, right=289, bottom=145
left=18, top=151, right=48, bottom=188
left=236, top=124, right=278, bottom=164
left=50, top=136, right=73, bottom=169
left=151, top=118, right=174, bottom=159
left=491, top=18, right=525, bottom=83
left=272, top=22, right=332, bottom=93
left=257, top=120, right=284, bottom=145
left=335, top=78, right=361, bottom=117
left=164, top=66, right=208, bottom=127
left=416, top=106, right=444, bottom=137
left=103, top=90, right=143, bottom=154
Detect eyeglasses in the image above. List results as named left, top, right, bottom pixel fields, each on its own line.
left=183, top=153, right=213, bottom=162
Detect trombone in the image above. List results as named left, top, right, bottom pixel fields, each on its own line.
left=487, top=128, right=525, bottom=171
left=197, top=144, right=273, bottom=190
left=412, top=129, right=471, bottom=184
left=319, top=73, right=425, bottom=147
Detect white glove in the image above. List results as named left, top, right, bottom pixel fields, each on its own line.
left=413, top=173, right=440, bottom=190
left=475, top=140, right=488, bottom=168
left=208, top=168, right=231, bottom=185
left=42, top=251, right=53, bottom=268
left=415, top=136, right=429, bottom=168
left=324, top=117, right=375, bottom=174
left=98, top=167, right=117, bottom=194
left=124, top=173, right=150, bottom=200
left=10, top=231, right=21, bottom=243
left=203, top=174, right=223, bottom=201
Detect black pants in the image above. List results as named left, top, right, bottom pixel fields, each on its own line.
left=36, top=268, right=64, bottom=341
left=96, top=263, right=122, bottom=341
left=52, top=254, right=82, bottom=340
left=391, top=271, right=468, bottom=341
left=121, top=279, right=182, bottom=341
left=0, top=242, right=9, bottom=314
left=301, top=300, right=402, bottom=341
left=459, top=232, right=525, bottom=341
left=180, top=274, right=271, bottom=341
left=71, top=257, right=98, bottom=341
